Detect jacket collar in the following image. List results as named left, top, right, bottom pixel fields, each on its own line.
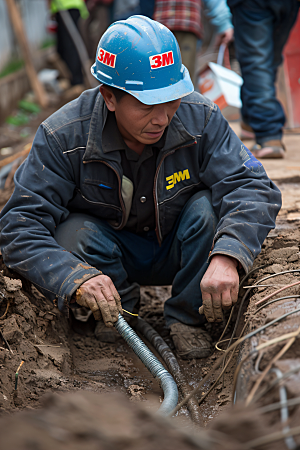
left=83, top=92, right=196, bottom=163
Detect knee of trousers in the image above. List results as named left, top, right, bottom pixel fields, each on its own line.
left=177, top=190, right=218, bottom=241
left=54, top=213, right=119, bottom=261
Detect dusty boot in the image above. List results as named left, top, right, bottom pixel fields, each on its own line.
left=94, top=320, right=119, bottom=343
left=170, top=322, right=213, bottom=360
left=251, top=140, right=285, bottom=159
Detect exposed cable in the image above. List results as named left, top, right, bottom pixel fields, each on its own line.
left=244, top=426, right=300, bottom=449
left=172, top=307, right=300, bottom=415
left=216, top=265, right=268, bottom=387
left=114, top=314, right=178, bottom=416
left=135, top=317, right=203, bottom=425
left=255, top=280, right=300, bottom=307
left=258, top=396, right=300, bottom=415
left=232, top=310, right=300, bottom=402
left=245, top=326, right=300, bottom=405
left=239, top=295, right=300, bottom=342
left=0, top=328, right=12, bottom=353
left=0, top=298, right=10, bottom=320
left=251, top=365, right=300, bottom=406
left=272, top=368, right=298, bottom=450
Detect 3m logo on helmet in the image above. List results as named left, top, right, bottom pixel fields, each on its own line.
left=97, top=47, right=116, bottom=68
left=149, top=51, right=174, bottom=69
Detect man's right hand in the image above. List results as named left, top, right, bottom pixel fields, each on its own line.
left=75, top=275, right=122, bottom=327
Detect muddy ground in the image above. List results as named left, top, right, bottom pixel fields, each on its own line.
left=1, top=105, right=300, bottom=449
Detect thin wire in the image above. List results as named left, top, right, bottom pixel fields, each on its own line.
left=244, top=426, right=300, bottom=449
left=215, top=337, right=239, bottom=352
left=123, top=309, right=139, bottom=317
left=245, top=326, right=300, bottom=405
left=255, top=280, right=300, bottom=307
left=198, top=350, right=236, bottom=407
left=251, top=365, right=300, bottom=406
left=253, top=269, right=300, bottom=284
left=272, top=368, right=298, bottom=450
left=243, top=284, right=292, bottom=288
left=217, top=265, right=268, bottom=386
left=217, top=264, right=269, bottom=350
left=0, top=299, right=10, bottom=320
left=258, top=396, right=300, bottom=415
left=171, top=307, right=300, bottom=415
left=0, top=328, right=12, bottom=353
left=254, top=351, right=264, bottom=374
left=232, top=310, right=300, bottom=403
left=239, top=295, right=300, bottom=339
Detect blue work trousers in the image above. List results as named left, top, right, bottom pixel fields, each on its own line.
left=55, top=191, right=217, bottom=327
left=231, top=0, right=299, bottom=144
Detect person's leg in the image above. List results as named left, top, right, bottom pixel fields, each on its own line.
left=152, top=191, right=218, bottom=328
left=56, top=9, right=83, bottom=86
left=148, top=190, right=217, bottom=359
left=173, top=31, right=198, bottom=86
left=271, top=0, right=299, bottom=82
left=231, top=1, right=285, bottom=146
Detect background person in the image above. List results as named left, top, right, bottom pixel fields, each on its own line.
left=153, top=0, right=234, bottom=84
left=50, top=0, right=89, bottom=86
left=228, top=0, right=300, bottom=159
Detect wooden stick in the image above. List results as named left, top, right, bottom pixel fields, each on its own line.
left=0, top=143, right=31, bottom=168
left=4, top=0, right=48, bottom=108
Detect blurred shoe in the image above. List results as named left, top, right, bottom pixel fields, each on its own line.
left=240, top=121, right=255, bottom=140
left=251, top=140, right=285, bottom=159
left=170, top=322, right=213, bottom=360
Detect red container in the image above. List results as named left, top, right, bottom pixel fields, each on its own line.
left=282, top=11, right=300, bottom=128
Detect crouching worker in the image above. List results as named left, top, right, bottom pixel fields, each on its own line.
left=0, top=16, right=281, bottom=359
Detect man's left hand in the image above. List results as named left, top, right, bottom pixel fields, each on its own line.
left=200, top=255, right=239, bottom=322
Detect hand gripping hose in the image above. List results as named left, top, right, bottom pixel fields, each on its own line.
left=114, top=314, right=178, bottom=415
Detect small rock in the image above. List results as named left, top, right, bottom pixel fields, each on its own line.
left=0, top=349, right=7, bottom=363
left=271, top=247, right=299, bottom=261
left=270, top=264, right=284, bottom=274
left=4, top=277, right=22, bottom=292
left=2, top=316, right=24, bottom=344
left=288, top=253, right=300, bottom=262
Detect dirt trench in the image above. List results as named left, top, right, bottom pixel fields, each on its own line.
left=1, top=109, right=300, bottom=448
left=0, top=262, right=232, bottom=420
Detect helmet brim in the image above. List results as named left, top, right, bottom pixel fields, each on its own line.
left=91, top=64, right=194, bottom=105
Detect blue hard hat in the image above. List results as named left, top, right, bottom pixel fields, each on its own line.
left=91, top=15, right=194, bottom=105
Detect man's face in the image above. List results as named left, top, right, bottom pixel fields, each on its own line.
left=100, top=86, right=181, bottom=150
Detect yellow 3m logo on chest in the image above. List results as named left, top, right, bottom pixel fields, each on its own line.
left=166, top=169, right=190, bottom=190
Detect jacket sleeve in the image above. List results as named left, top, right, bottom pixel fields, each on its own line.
left=202, top=0, right=233, bottom=34
left=0, top=124, right=100, bottom=314
left=198, top=104, right=281, bottom=273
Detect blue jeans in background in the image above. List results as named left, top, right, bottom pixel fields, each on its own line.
left=55, top=191, right=217, bottom=328
left=230, top=0, right=299, bottom=145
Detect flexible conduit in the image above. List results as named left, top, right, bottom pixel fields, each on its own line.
left=135, top=317, right=203, bottom=425
left=114, top=314, right=178, bottom=415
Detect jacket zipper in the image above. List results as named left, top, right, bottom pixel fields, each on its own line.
left=158, top=180, right=203, bottom=206
left=153, top=140, right=197, bottom=245
left=83, top=160, right=126, bottom=229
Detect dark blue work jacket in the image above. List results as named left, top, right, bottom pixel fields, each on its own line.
left=0, top=88, right=281, bottom=313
